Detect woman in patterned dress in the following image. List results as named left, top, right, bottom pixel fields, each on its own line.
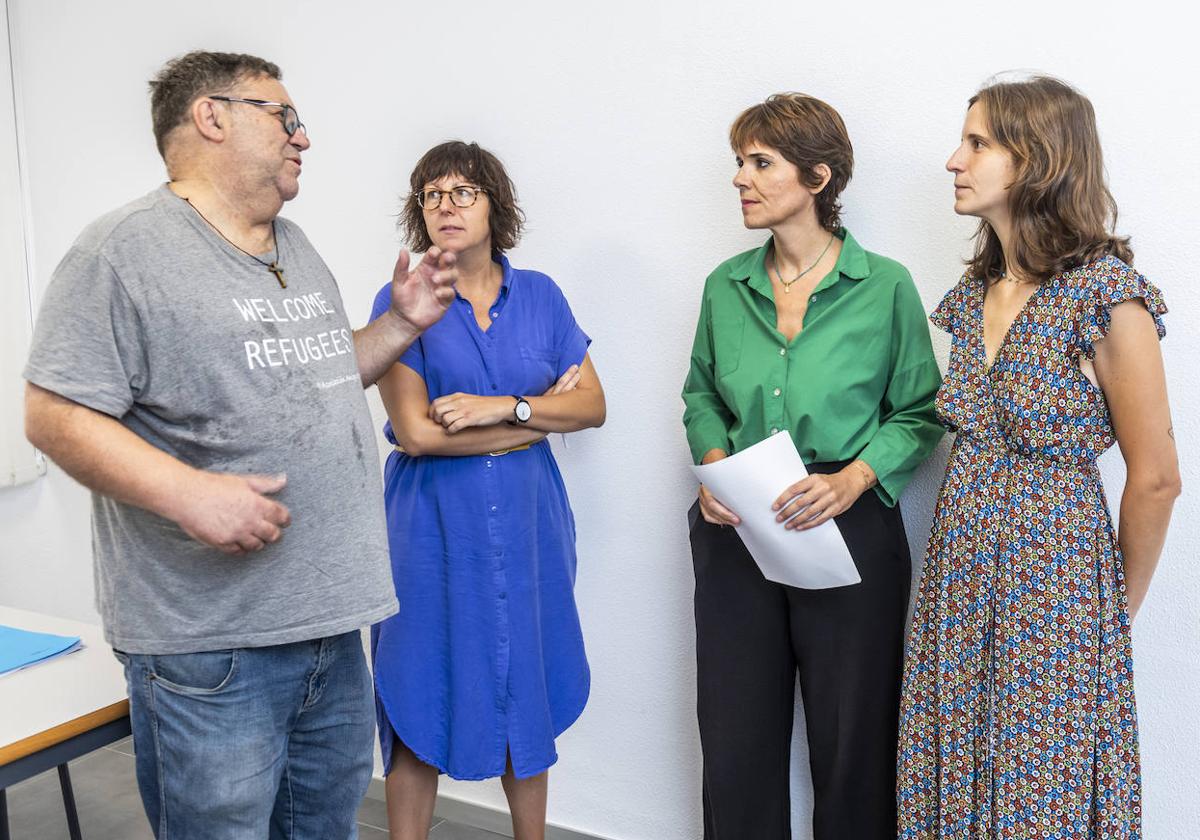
left=897, top=76, right=1181, bottom=838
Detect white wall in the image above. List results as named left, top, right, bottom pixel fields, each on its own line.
left=0, top=1, right=42, bottom=487
left=2, top=1, right=1197, bottom=837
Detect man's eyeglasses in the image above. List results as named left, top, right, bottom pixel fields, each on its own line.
left=209, top=96, right=307, bottom=138
left=417, top=185, right=487, bottom=211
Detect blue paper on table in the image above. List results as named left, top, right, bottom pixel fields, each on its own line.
left=0, top=624, right=84, bottom=676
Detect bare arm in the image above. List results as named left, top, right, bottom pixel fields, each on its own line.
left=379, top=363, right=553, bottom=457
left=512, top=354, right=606, bottom=432
left=427, top=354, right=606, bottom=434
left=1094, top=300, right=1182, bottom=622
left=24, top=383, right=291, bottom=554
left=353, top=248, right=457, bottom=388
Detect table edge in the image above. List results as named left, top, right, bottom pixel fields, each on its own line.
left=0, top=700, right=131, bottom=766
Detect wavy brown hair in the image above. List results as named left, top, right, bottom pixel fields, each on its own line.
left=730, top=93, right=854, bottom=232
left=966, top=76, right=1132, bottom=282
left=401, top=141, right=525, bottom=254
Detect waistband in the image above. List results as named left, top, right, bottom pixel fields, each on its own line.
left=394, top=442, right=532, bottom=457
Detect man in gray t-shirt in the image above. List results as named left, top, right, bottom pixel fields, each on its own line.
left=23, top=51, right=456, bottom=839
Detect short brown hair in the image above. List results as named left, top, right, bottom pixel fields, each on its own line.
left=401, top=141, right=525, bottom=254
left=966, top=76, right=1133, bottom=282
left=149, top=51, right=281, bottom=158
left=729, top=93, right=854, bottom=232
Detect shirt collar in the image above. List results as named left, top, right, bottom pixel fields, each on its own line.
left=495, top=252, right=514, bottom=294
left=728, top=227, right=869, bottom=296
left=453, top=252, right=513, bottom=304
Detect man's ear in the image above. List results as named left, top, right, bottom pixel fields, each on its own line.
left=191, top=97, right=227, bottom=143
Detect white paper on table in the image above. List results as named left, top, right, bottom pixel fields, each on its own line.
left=691, top=431, right=860, bottom=589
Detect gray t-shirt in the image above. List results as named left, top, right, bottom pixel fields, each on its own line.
left=24, top=185, right=397, bottom=654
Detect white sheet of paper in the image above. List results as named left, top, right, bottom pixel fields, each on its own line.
left=691, top=431, right=860, bottom=589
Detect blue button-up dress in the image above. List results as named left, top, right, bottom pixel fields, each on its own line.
left=369, top=255, right=591, bottom=780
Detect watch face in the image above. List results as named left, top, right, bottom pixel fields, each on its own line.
left=515, top=400, right=532, bottom=422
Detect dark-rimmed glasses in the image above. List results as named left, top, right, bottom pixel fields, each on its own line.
left=209, top=96, right=307, bottom=138
left=417, top=185, right=487, bottom=211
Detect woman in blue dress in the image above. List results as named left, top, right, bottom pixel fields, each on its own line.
left=370, top=141, right=606, bottom=840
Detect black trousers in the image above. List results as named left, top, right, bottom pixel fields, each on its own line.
left=690, top=462, right=911, bottom=840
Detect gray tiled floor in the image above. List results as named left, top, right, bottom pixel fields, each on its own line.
left=3, top=737, right=506, bottom=839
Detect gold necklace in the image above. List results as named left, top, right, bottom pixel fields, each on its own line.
left=183, top=198, right=287, bottom=288
left=769, top=234, right=835, bottom=293
left=998, top=272, right=1030, bottom=286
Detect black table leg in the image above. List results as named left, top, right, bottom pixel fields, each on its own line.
left=57, top=764, right=83, bottom=840
left=0, top=786, right=10, bottom=840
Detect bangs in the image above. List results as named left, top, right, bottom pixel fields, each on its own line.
left=400, top=141, right=525, bottom=255
left=409, top=143, right=490, bottom=192
left=729, top=106, right=782, bottom=155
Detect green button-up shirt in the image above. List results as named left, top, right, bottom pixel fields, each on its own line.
left=681, top=228, right=943, bottom=506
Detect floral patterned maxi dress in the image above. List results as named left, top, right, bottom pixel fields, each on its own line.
left=897, top=257, right=1166, bottom=839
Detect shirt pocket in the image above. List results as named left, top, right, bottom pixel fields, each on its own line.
left=519, top=345, right=559, bottom=388
left=712, top=314, right=744, bottom=379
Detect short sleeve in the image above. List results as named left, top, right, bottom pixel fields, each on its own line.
left=369, top=282, right=391, bottom=323
left=549, top=282, right=591, bottom=376
left=1078, top=257, right=1167, bottom=359
left=930, top=274, right=973, bottom=334
left=370, top=281, right=425, bottom=378
left=23, top=246, right=146, bottom=418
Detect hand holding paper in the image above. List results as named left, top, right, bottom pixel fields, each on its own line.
left=691, top=431, right=860, bottom=589
left=773, top=465, right=870, bottom=530
left=696, top=450, right=741, bottom=526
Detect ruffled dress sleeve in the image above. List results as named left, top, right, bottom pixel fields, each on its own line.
left=1078, top=256, right=1167, bottom=359
left=930, top=273, right=974, bottom=335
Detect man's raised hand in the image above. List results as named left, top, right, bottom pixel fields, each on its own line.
left=390, top=247, right=458, bottom=332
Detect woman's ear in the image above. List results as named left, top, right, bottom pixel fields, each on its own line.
left=809, top=163, right=833, bottom=195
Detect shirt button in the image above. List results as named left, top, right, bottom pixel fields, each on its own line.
left=779, top=347, right=786, bottom=356
left=499, top=592, right=507, bottom=600
left=490, top=505, right=498, bottom=512
left=499, top=636, right=508, bottom=644
left=486, top=460, right=493, bottom=468
left=810, top=295, right=818, bottom=303
left=491, top=312, right=498, bottom=318
left=770, top=427, right=779, bottom=435
left=773, top=387, right=781, bottom=397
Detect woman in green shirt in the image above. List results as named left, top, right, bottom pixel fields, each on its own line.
left=681, top=93, right=943, bottom=840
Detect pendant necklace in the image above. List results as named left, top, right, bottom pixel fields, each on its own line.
left=183, top=197, right=287, bottom=288
left=769, top=233, right=835, bottom=294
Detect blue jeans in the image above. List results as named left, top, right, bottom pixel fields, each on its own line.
left=114, top=631, right=375, bottom=840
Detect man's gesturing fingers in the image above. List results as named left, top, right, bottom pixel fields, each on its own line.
left=390, top=247, right=458, bottom=332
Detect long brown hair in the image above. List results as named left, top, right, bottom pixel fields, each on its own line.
left=966, top=76, right=1132, bottom=282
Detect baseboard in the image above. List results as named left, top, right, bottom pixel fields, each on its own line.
left=366, top=777, right=611, bottom=839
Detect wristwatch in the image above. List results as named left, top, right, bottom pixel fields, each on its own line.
left=511, top=395, right=532, bottom=423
